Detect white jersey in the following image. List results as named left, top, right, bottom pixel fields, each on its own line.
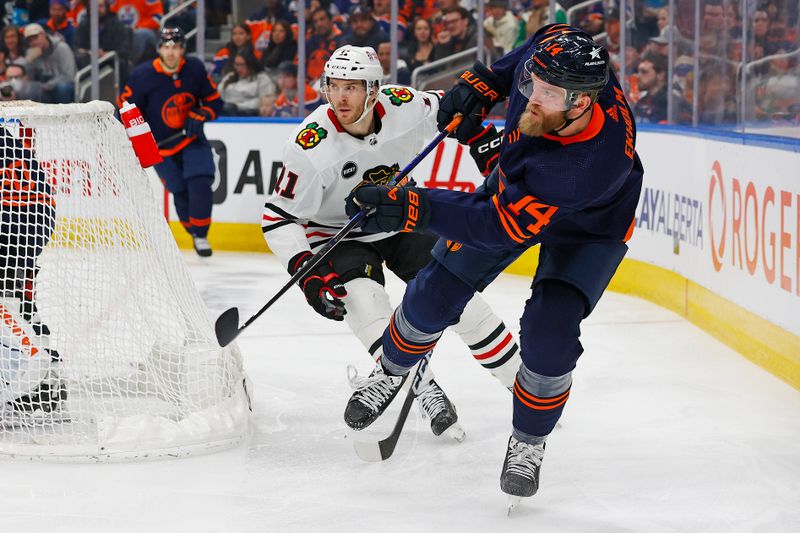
left=262, top=86, right=442, bottom=269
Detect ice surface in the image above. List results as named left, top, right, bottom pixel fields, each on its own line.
left=1, top=252, right=798, bottom=533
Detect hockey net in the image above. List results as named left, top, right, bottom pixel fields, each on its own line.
left=0, top=101, right=250, bottom=461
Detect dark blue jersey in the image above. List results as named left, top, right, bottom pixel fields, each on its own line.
left=118, top=56, right=222, bottom=147
left=425, top=24, right=644, bottom=251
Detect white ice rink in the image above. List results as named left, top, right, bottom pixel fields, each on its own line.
left=2, top=251, right=799, bottom=533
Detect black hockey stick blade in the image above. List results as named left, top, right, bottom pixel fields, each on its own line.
left=352, top=359, right=426, bottom=462
left=215, top=307, right=241, bottom=347
left=352, top=382, right=416, bottom=462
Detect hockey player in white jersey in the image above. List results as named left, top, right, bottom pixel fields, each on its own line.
left=262, top=45, right=521, bottom=438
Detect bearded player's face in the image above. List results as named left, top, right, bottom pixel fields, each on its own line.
left=158, top=43, right=184, bottom=70
left=518, top=103, right=569, bottom=137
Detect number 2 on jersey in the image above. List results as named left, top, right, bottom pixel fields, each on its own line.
left=274, top=166, right=299, bottom=199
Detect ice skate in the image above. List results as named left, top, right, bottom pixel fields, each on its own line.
left=500, top=435, right=545, bottom=506
left=344, top=364, right=405, bottom=430
left=416, top=379, right=465, bottom=441
left=193, top=236, right=213, bottom=257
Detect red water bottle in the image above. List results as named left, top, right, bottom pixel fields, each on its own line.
left=120, top=101, right=162, bottom=168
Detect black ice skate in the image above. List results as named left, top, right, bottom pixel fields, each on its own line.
left=345, top=364, right=405, bottom=430
left=501, top=435, right=545, bottom=512
left=416, top=380, right=465, bottom=441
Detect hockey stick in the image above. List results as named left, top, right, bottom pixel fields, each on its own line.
left=214, top=115, right=463, bottom=347
left=351, top=356, right=429, bottom=462
left=156, top=130, right=187, bottom=148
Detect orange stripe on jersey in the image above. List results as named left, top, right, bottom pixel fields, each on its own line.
left=388, top=315, right=437, bottom=355
left=204, top=92, right=221, bottom=103
left=190, top=216, right=211, bottom=227
left=117, top=85, right=133, bottom=108
left=492, top=196, right=530, bottom=243
left=159, top=136, right=195, bottom=157
left=624, top=217, right=635, bottom=242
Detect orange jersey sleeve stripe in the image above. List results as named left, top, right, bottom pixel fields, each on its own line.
left=492, top=195, right=530, bottom=243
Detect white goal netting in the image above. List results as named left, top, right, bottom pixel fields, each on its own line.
left=0, top=101, right=251, bottom=461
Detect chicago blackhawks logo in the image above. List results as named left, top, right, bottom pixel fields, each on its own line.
left=381, top=87, right=414, bottom=106
left=295, top=122, right=328, bottom=150
left=161, top=92, right=197, bottom=130
left=362, top=163, right=400, bottom=185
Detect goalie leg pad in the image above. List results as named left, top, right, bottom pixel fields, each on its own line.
left=453, top=293, right=521, bottom=389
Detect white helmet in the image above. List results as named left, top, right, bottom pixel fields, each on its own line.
left=321, top=45, right=383, bottom=124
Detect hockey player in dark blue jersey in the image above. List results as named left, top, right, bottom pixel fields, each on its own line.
left=345, top=24, right=644, bottom=505
left=118, top=27, right=223, bottom=257
left=0, top=123, right=66, bottom=416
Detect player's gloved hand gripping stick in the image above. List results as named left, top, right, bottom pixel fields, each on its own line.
left=214, top=115, right=463, bottom=347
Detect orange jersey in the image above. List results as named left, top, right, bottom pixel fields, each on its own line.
left=110, top=0, right=164, bottom=31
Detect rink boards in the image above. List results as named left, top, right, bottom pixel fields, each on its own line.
left=152, top=120, right=800, bottom=389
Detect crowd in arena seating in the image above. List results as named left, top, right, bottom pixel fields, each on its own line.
left=0, top=0, right=796, bottom=126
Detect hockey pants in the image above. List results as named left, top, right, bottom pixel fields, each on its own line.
left=381, top=241, right=628, bottom=440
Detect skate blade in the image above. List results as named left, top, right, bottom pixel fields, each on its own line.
left=442, top=422, right=466, bottom=442
left=507, top=496, right=522, bottom=515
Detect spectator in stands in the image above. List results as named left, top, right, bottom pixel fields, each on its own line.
left=404, top=17, right=434, bottom=72
left=212, top=23, right=257, bottom=79
left=699, top=67, right=736, bottom=125
left=633, top=54, right=668, bottom=124
left=336, top=5, right=389, bottom=50
left=261, top=19, right=297, bottom=77
left=259, top=94, right=276, bottom=117
left=272, top=60, right=321, bottom=117
left=39, top=0, right=75, bottom=46
left=219, top=51, right=276, bottom=116
left=656, top=7, right=669, bottom=34
left=1, top=25, right=26, bottom=66
left=520, top=0, right=566, bottom=37
left=702, top=0, right=725, bottom=32
left=377, top=41, right=410, bottom=85
left=1, top=63, right=43, bottom=101
left=671, top=56, right=695, bottom=125
left=306, top=8, right=341, bottom=82
left=110, top=0, right=163, bottom=65
left=249, top=0, right=294, bottom=23
left=755, top=45, right=800, bottom=120
left=372, top=0, right=407, bottom=42
left=74, top=0, right=131, bottom=81
left=23, top=22, right=75, bottom=103
left=750, top=8, right=770, bottom=50
left=483, top=0, right=518, bottom=56
left=431, top=6, right=477, bottom=61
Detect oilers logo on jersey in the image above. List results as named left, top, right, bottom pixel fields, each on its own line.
left=295, top=122, right=328, bottom=150
left=160, top=92, right=197, bottom=129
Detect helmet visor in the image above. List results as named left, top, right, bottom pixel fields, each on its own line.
left=518, top=59, right=570, bottom=111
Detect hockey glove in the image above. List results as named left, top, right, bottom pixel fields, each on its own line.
left=346, top=184, right=430, bottom=234
left=184, top=107, right=212, bottom=138
left=289, top=251, right=348, bottom=321
left=468, top=124, right=503, bottom=177
left=437, top=62, right=507, bottom=144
